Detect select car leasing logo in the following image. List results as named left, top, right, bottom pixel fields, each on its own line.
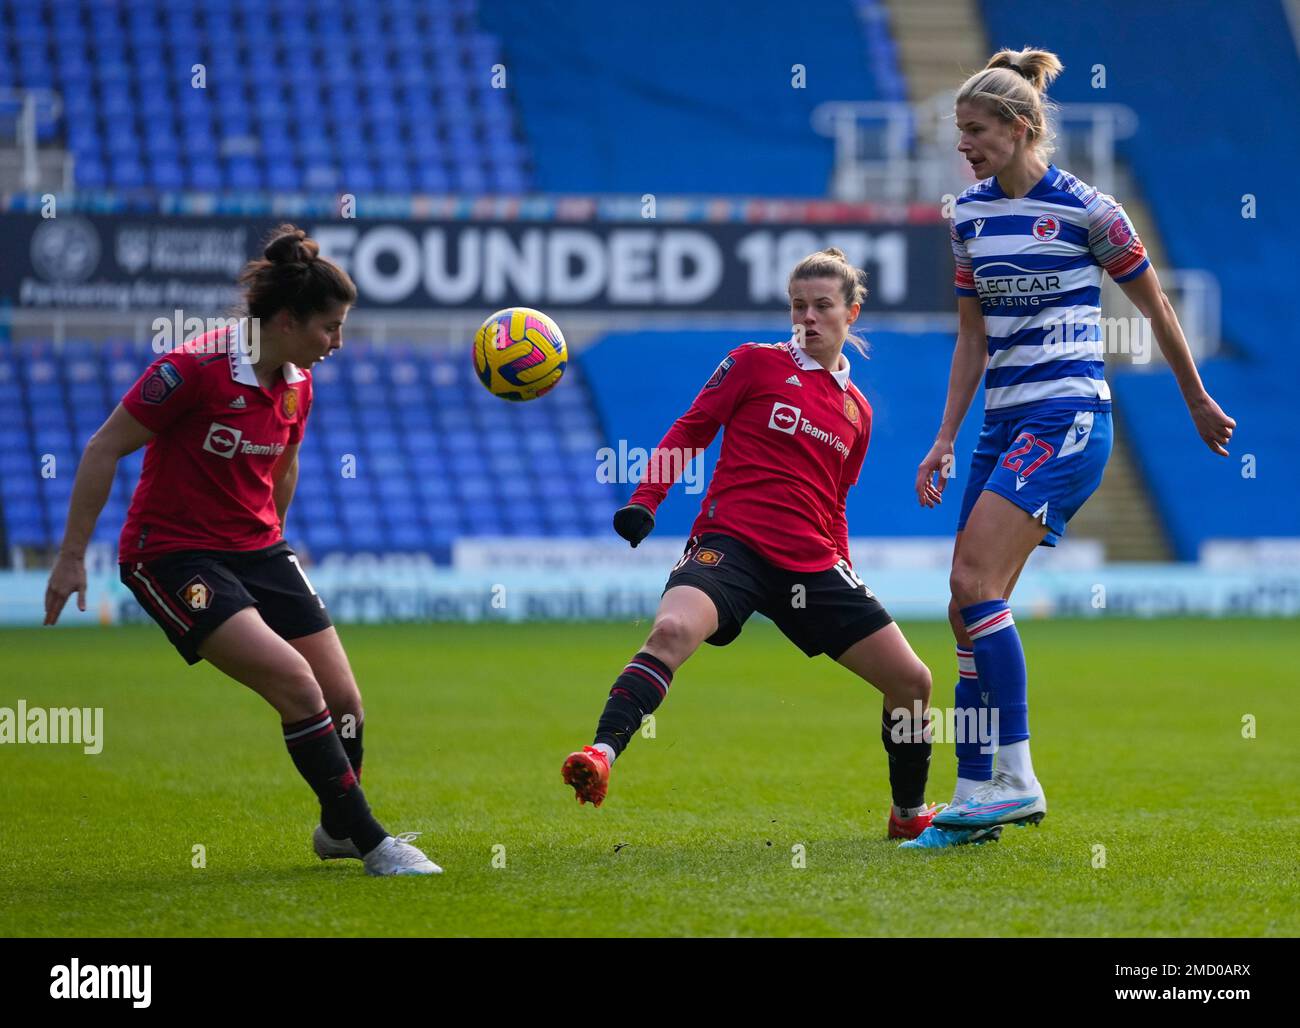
left=202, top=422, right=242, bottom=458
left=769, top=402, right=801, bottom=434
left=50, top=958, right=151, bottom=1007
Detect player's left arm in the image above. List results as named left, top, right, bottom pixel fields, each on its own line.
left=272, top=443, right=300, bottom=532
left=1089, top=191, right=1235, bottom=456
left=1116, top=266, right=1236, bottom=456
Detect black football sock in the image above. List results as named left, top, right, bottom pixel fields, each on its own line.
left=283, top=708, right=387, bottom=855
left=321, top=716, right=365, bottom=840
left=880, top=704, right=932, bottom=812
left=594, top=651, right=674, bottom=758
left=341, top=717, right=363, bottom=780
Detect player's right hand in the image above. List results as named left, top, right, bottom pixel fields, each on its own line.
left=1187, top=392, right=1235, bottom=457
left=915, top=440, right=955, bottom=508
left=613, top=503, right=655, bottom=547
left=44, top=553, right=87, bottom=626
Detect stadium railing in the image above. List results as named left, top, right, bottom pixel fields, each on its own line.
left=814, top=93, right=1138, bottom=203
left=0, top=87, right=68, bottom=192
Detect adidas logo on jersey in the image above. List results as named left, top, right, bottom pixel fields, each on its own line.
left=785, top=375, right=802, bottom=386
left=229, top=395, right=247, bottom=408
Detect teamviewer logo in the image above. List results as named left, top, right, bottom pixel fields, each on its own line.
left=202, top=422, right=243, bottom=458
left=768, top=402, right=801, bottom=435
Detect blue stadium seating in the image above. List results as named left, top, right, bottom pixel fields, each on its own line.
left=0, top=339, right=615, bottom=561
left=1111, top=364, right=1293, bottom=560
left=476, top=0, right=893, bottom=195
left=0, top=0, right=533, bottom=194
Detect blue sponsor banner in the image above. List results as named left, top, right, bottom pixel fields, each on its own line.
left=5, top=565, right=1299, bottom=628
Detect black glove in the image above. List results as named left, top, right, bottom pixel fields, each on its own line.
left=613, top=503, right=655, bottom=547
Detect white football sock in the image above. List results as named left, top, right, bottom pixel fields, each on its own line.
left=593, top=743, right=616, bottom=766
left=997, top=741, right=1035, bottom=786
left=952, top=776, right=984, bottom=805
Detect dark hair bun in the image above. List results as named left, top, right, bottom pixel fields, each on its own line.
left=263, top=226, right=319, bottom=265
left=239, top=223, right=357, bottom=322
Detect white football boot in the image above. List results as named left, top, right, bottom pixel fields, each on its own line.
left=312, top=824, right=363, bottom=861
left=932, top=769, right=1047, bottom=831
left=362, top=832, right=444, bottom=876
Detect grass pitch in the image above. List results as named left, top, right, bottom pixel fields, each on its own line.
left=1, top=619, right=1296, bottom=937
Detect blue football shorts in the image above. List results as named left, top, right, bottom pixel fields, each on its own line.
left=956, top=407, right=1113, bottom=546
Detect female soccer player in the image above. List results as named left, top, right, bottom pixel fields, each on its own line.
left=562, top=247, right=944, bottom=841
left=43, top=225, right=441, bottom=876
left=906, top=49, right=1236, bottom=848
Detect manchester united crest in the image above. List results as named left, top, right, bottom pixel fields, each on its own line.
left=281, top=388, right=299, bottom=418
left=843, top=393, right=860, bottom=425
left=692, top=548, right=724, bottom=567
left=178, top=575, right=214, bottom=611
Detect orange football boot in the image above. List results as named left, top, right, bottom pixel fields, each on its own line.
left=887, top=802, right=945, bottom=840
left=562, top=745, right=611, bottom=807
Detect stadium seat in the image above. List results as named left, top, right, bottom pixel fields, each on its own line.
left=73, top=155, right=108, bottom=188
left=225, top=158, right=262, bottom=190
left=187, top=160, right=222, bottom=191
left=265, top=161, right=300, bottom=193
left=149, top=159, right=185, bottom=190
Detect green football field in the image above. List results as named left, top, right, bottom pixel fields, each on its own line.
left=1, top=619, right=1296, bottom=937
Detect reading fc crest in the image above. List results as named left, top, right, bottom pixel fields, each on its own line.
left=1032, top=215, right=1061, bottom=241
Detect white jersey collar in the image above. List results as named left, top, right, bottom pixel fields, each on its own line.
left=227, top=319, right=306, bottom=386
left=786, top=338, right=851, bottom=391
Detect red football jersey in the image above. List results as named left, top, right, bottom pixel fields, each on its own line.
left=629, top=340, right=871, bottom=571
left=118, top=324, right=312, bottom=562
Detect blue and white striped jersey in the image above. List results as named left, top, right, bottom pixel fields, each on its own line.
left=951, top=163, right=1149, bottom=421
